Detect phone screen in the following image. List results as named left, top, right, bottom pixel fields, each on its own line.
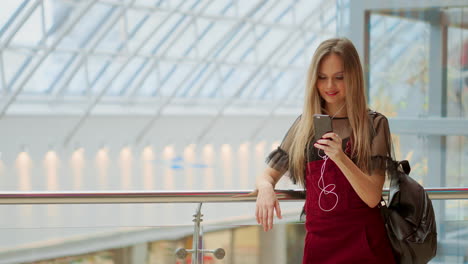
left=313, top=114, right=333, bottom=141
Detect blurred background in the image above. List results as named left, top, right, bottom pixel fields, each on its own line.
left=0, top=0, right=467, bottom=263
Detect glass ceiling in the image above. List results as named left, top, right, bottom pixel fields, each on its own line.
left=0, top=0, right=346, bottom=116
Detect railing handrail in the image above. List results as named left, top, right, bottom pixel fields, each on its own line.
left=0, top=187, right=467, bottom=204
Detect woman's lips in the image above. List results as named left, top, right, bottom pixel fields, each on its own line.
left=326, top=91, right=338, bottom=96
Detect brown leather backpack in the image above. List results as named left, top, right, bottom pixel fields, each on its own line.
left=379, top=160, right=438, bottom=264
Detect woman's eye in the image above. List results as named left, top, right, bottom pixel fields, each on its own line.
left=318, top=76, right=326, bottom=80
left=335, top=76, right=344, bottom=80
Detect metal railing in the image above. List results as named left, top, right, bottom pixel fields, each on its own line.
left=1, top=187, right=467, bottom=264
left=0, top=187, right=467, bottom=204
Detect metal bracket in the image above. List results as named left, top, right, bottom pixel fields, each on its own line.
left=175, top=203, right=226, bottom=263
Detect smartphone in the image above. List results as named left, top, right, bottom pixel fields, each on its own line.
left=313, top=114, right=333, bottom=141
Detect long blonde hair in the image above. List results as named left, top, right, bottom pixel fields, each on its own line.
left=289, top=38, right=372, bottom=186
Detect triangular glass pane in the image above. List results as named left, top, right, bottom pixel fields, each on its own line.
left=22, top=59, right=50, bottom=94
left=295, top=1, right=321, bottom=23
left=242, top=0, right=270, bottom=18
left=65, top=64, right=87, bottom=95
left=198, top=67, right=220, bottom=98
left=167, top=0, right=185, bottom=10
left=95, top=13, right=127, bottom=54
left=0, top=54, right=3, bottom=93
left=204, top=0, right=234, bottom=16
left=251, top=75, right=272, bottom=100
left=57, top=3, right=114, bottom=50
left=221, top=68, right=252, bottom=98
left=226, top=25, right=255, bottom=63
left=87, top=55, right=113, bottom=86
left=128, top=62, right=157, bottom=97
left=166, top=19, right=196, bottom=59
left=18, top=51, right=46, bottom=95
left=304, top=38, right=320, bottom=63
left=183, top=63, right=218, bottom=98
left=106, top=57, right=146, bottom=96
left=0, top=1, right=29, bottom=42
left=276, top=39, right=300, bottom=67
left=125, top=9, right=150, bottom=43
left=141, top=13, right=186, bottom=55
left=179, top=0, right=203, bottom=13
left=219, top=65, right=231, bottom=78
left=197, top=18, right=222, bottom=58
left=251, top=0, right=277, bottom=21
left=42, top=0, right=74, bottom=44
left=126, top=11, right=162, bottom=53
left=264, top=1, right=293, bottom=24
left=180, top=62, right=213, bottom=98
left=135, top=66, right=158, bottom=97
left=88, top=56, right=123, bottom=96
left=168, top=65, right=194, bottom=98
left=257, top=28, right=287, bottom=62
left=272, top=71, right=298, bottom=100
left=24, top=51, right=74, bottom=94
left=10, top=5, right=43, bottom=46
left=159, top=62, right=195, bottom=97
left=2, top=49, right=32, bottom=90
left=158, top=61, right=172, bottom=81
left=44, top=52, right=81, bottom=94
left=135, top=0, right=162, bottom=6
left=322, top=3, right=337, bottom=27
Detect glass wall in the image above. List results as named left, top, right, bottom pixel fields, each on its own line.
left=366, top=3, right=468, bottom=262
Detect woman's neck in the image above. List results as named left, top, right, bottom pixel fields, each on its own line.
left=325, top=103, right=347, bottom=118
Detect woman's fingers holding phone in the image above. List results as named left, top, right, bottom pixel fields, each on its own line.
left=322, top=132, right=341, bottom=142
left=315, top=132, right=344, bottom=160
left=316, top=139, right=331, bottom=145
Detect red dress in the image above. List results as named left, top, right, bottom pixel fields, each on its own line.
left=302, top=158, right=396, bottom=264
left=265, top=112, right=396, bottom=263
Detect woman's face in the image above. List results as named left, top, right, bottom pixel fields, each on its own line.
left=316, top=54, right=346, bottom=106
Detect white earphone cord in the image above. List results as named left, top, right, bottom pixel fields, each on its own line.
left=317, top=149, right=339, bottom=212
left=316, top=104, right=345, bottom=212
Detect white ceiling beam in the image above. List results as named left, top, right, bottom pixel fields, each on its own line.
left=131, top=1, right=272, bottom=143
left=192, top=2, right=329, bottom=144
left=123, top=1, right=274, bottom=100
left=0, top=0, right=42, bottom=48
left=4, top=44, right=305, bottom=71
left=98, top=0, right=316, bottom=30
left=357, top=0, right=467, bottom=10
left=123, top=1, right=272, bottom=99
left=0, top=0, right=98, bottom=119
left=50, top=0, right=137, bottom=99
left=189, top=1, right=280, bottom=98
left=249, top=74, right=304, bottom=141
left=61, top=0, right=212, bottom=147
left=242, top=2, right=336, bottom=101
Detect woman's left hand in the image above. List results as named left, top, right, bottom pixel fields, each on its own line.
left=314, top=132, right=345, bottom=161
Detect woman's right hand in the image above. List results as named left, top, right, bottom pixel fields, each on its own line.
left=256, top=186, right=282, bottom=232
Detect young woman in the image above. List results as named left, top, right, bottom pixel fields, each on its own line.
left=254, top=38, right=396, bottom=263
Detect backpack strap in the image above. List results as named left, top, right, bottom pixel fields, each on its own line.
left=398, top=160, right=411, bottom=174
left=368, top=110, right=377, bottom=138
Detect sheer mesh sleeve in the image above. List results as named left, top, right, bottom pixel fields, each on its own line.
left=265, top=115, right=301, bottom=174
left=370, top=112, right=395, bottom=175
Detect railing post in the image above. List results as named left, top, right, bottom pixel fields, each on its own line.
left=192, top=203, right=203, bottom=264
left=175, top=202, right=225, bottom=263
